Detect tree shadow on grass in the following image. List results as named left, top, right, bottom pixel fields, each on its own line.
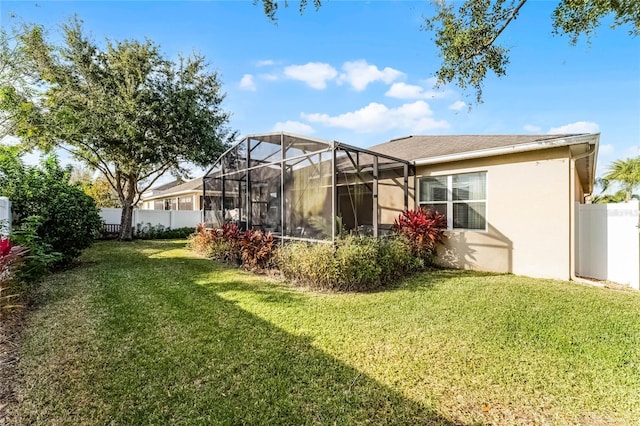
left=16, top=241, right=460, bottom=425
left=396, top=267, right=506, bottom=293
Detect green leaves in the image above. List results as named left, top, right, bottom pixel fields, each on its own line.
left=602, top=157, right=640, bottom=202
left=0, top=149, right=102, bottom=266
left=553, top=0, right=640, bottom=44
left=256, top=0, right=323, bottom=22
left=2, top=17, right=236, bottom=239
left=423, top=0, right=639, bottom=103
left=423, top=0, right=526, bottom=103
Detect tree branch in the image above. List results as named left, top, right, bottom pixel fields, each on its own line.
left=466, top=0, right=528, bottom=60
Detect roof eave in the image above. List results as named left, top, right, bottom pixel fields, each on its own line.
left=413, top=133, right=600, bottom=166
left=142, top=189, right=202, bottom=201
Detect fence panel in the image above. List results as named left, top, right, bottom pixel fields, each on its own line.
left=100, top=208, right=122, bottom=226
left=577, top=201, right=639, bottom=290
left=0, top=197, right=11, bottom=236
left=99, top=208, right=202, bottom=232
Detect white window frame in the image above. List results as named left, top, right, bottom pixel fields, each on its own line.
left=418, top=172, right=488, bottom=231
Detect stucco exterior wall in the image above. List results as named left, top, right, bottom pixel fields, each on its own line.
left=416, top=147, right=573, bottom=280
left=378, top=172, right=414, bottom=226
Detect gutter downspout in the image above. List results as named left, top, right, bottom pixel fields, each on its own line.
left=569, top=144, right=597, bottom=282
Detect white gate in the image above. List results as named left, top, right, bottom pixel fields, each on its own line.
left=576, top=201, right=640, bottom=289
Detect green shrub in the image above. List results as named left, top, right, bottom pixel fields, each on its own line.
left=134, top=223, right=195, bottom=240
left=277, top=242, right=337, bottom=288
left=0, top=151, right=102, bottom=266
left=277, top=235, right=422, bottom=291
left=378, top=237, right=424, bottom=281
left=10, top=216, right=62, bottom=281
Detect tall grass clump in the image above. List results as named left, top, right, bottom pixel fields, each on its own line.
left=277, top=235, right=422, bottom=291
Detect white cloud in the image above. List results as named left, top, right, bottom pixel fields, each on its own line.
left=239, top=74, right=256, bottom=91
left=0, top=135, right=20, bottom=146
left=385, top=83, right=424, bottom=99
left=523, top=124, right=542, bottom=133
left=259, top=73, right=278, bottom=81
left=548, top=121, right=600, bottom=134
left=284, top=62, right=338, bottom=90
left=256, top=59, right=275, bottom=67
left=598, top=144, right=614, bottom=156
left=623, top=145, right=640, bottom=158
left=385, top=82, right=450, bottom=100
left=448, top=100, right=466, bottom=111
left=271, top=120, right=315, bottom=135
left=338, top=60, right=404, bottom=91
left=301, top=101, right=449, bottom=133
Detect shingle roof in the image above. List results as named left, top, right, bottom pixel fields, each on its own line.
left=150, top=179, right=184, bottom=192
left=368, top=134, right=583, bottom=162
left=145, top=178, right=203, bottom=200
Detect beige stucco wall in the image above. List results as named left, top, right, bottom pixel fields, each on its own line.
left=378, top=173, right=414, bottom=226
left=416, top=147, right=574, bottom=280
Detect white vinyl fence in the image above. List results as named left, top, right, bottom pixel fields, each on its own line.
left=0, top=197, right=11, bottom=236
left=100, top=208, right=203, bottom=232
left=576, top=201, right=640, bottom=290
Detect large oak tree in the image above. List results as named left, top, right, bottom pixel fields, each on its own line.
left=2, top=19, right=235, bottom=240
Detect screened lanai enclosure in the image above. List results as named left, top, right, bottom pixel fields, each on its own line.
left=202, top=132, right=412, bottom=242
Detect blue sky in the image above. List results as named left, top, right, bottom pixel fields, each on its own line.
left=2, top=0, right=639, bottom=178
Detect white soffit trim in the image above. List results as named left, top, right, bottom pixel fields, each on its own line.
left=413, top=134, right=600, bottom=166
left=142, top=190, right=201, bottom=201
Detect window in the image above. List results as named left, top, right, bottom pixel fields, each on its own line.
left=419, top=172, right=487, bottom=230
left=179, top=196, right=193, bottom=210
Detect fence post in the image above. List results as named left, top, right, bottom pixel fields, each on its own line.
left=133, top=209, right=138, bottom=231
left=0, top=197, right=11, bottom=236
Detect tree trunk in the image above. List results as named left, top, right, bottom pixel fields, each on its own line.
left=119, top=201, right=134, bottom=241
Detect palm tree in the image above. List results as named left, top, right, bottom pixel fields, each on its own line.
left=602, top=157, right=640, bottom=202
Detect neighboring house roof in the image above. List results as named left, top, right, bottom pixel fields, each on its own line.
left=152, top=179, right=184, bottom=192
left=143, top=178, right=203, bottom=201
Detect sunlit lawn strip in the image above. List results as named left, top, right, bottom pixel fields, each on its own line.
left=9, top=240, right=640, bottom=425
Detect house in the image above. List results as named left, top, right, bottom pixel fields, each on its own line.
left=369, top=133, right=598, bottom=281
left=141, top=178, right=203, bottom=211
left=202, top=132, right=599, bottom=282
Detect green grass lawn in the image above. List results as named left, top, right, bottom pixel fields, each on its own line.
left=6, top=240, right=640, bottom=424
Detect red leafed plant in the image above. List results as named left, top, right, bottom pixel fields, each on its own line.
left=393, top=208, right=447, bottom=262
left=240, top=230, right=277, bottom=271
left=220, top=223, right=243, bottom=264
left=1, top=237, right=29, bottom=315
left=188, top=223, right=277, bottom=271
